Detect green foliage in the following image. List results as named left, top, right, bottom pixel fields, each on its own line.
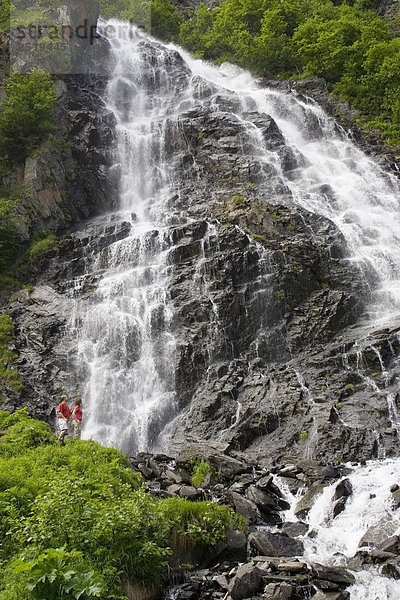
left=156, top=496, right=246, bottom=546
left=0, top=189, right=24, bottom=280
left=0, top=316, right=22, bottom=394
left=98, top=0, right=182, bottom=42
left=0, top=71, right=57, bottom=171
left=0, top=411, right=242, bottom=599
left=28, top=234, right=58, bottom=260
left=148, top=0, right=182, bottom=42
left=191, top=459, right=214, bottom=487
left=10, top=548, right=106, bottom=600
left=0, top=0, right=10, bottom=33
left=298, top=431, right=309, bottom=440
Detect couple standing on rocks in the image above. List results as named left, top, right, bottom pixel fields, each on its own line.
left=57, top=395, right=83, bottom=444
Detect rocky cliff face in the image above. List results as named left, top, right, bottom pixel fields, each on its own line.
left=3, top=33, right=400, bottom=471
left=1, top=0, right=116, bottom=242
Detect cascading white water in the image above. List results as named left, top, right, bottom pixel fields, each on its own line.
left=72, top=24, right=192, bottom=451
left=303, top=459, right=400, bottom=599
left=172, top=51, right=400, bottom=325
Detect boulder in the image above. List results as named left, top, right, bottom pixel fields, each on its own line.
left=294, top=483, right=326, bottom=520
left=311, top=564, right=355, bottom=587
left=246, top=485, right=289, bottom=513
left=379, top=535, right=400, bottom=554
left=179, top=485, right=202, bottom=500
left=226, top=491, right=259, bottom=524
left=359, top=516, right=399, bottom=548
left=381, top=558, right=400, bottom=579
left=228, top=563, right=264, bottom=600
left=281, top=522, right=308, bottom=538
left=248, top=531, right=304, bottom=557
left=334, top=479, right=353, bottom=500
left=216, top=529, right=248, bottom=563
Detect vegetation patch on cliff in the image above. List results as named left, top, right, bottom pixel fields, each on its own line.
left=0, top=315, right=22, bottom=398
left=0, top=409, right=244, bottom=600
left=0, top=71, right=57, bottom=173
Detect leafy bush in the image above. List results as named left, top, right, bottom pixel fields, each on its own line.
left=0, top=189, right=24, bottom=281
left=28, top=234, right=58, bottom=260
left=0, top=71, right=57, bottom=171
left=156, top=496, right=246, bottom=547
left=0, top=316, right=22, bottom=395
left=191, top=459, right=215, bottom=487
left=0, top=411, right=244, bottom=599
left=10, top=548, right=107, bottom=600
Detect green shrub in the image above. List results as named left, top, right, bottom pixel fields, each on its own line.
left=0, top=316, right=22, bottom=395
left=178, top=0, right=400, bottom=146
left=28, top=234, right=58, bottom=260
left=98, top=0, right=182, bottom=41
left=0, top=411, right=243, bottom=598
left=191, top=459, right=214, bottom=487
left=0, top=195, right=23, bottom=278
left=148, top=0, right=182, bottom=41
left=0, top=71, right=57, bottom=171
left=156, top=496, right=246, bottom=547
left=298, top=431, right=309, bottom=440
left=9, top=548, right=107, bottom=600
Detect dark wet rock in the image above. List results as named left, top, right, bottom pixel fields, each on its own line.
left=263, top=582, right=294, bottom=599
left=311, top=564, right=355, bottom=588
left=392, top=488, right=400, bottom=508
left=215, top=529, right=248, bottom=564
left=281, top=522, right=309, bottom=538
left=228, top=563, right=264, bottom=600
left=248, top=531, right=304, bottom=558
left=332, top=478, right=353, bottom=517
left=333, top=497, right=348, bottom=518
left=334, top=479, right=353, bottom=500
left=226, top=491, right=260, bottom=524
left=378, top=535, right=400, bottom=555
left=381, top=557, right=400, bottom=579
left=246, top=485, right=290, bottom=517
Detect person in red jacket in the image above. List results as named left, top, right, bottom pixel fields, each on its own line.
left=57, top=395, right=70, bottom=445
left=72, top=398, right=83, bottom=440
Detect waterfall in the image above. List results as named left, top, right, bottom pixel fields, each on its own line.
left=67, top=21, right=400, bottom=456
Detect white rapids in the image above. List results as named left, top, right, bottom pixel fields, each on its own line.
left=302, top=459, right=400, bottom=599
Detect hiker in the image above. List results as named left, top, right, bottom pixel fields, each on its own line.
left=72, top=398, right=83, bottom=440
left=57, top=395, right=70, bottom=445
